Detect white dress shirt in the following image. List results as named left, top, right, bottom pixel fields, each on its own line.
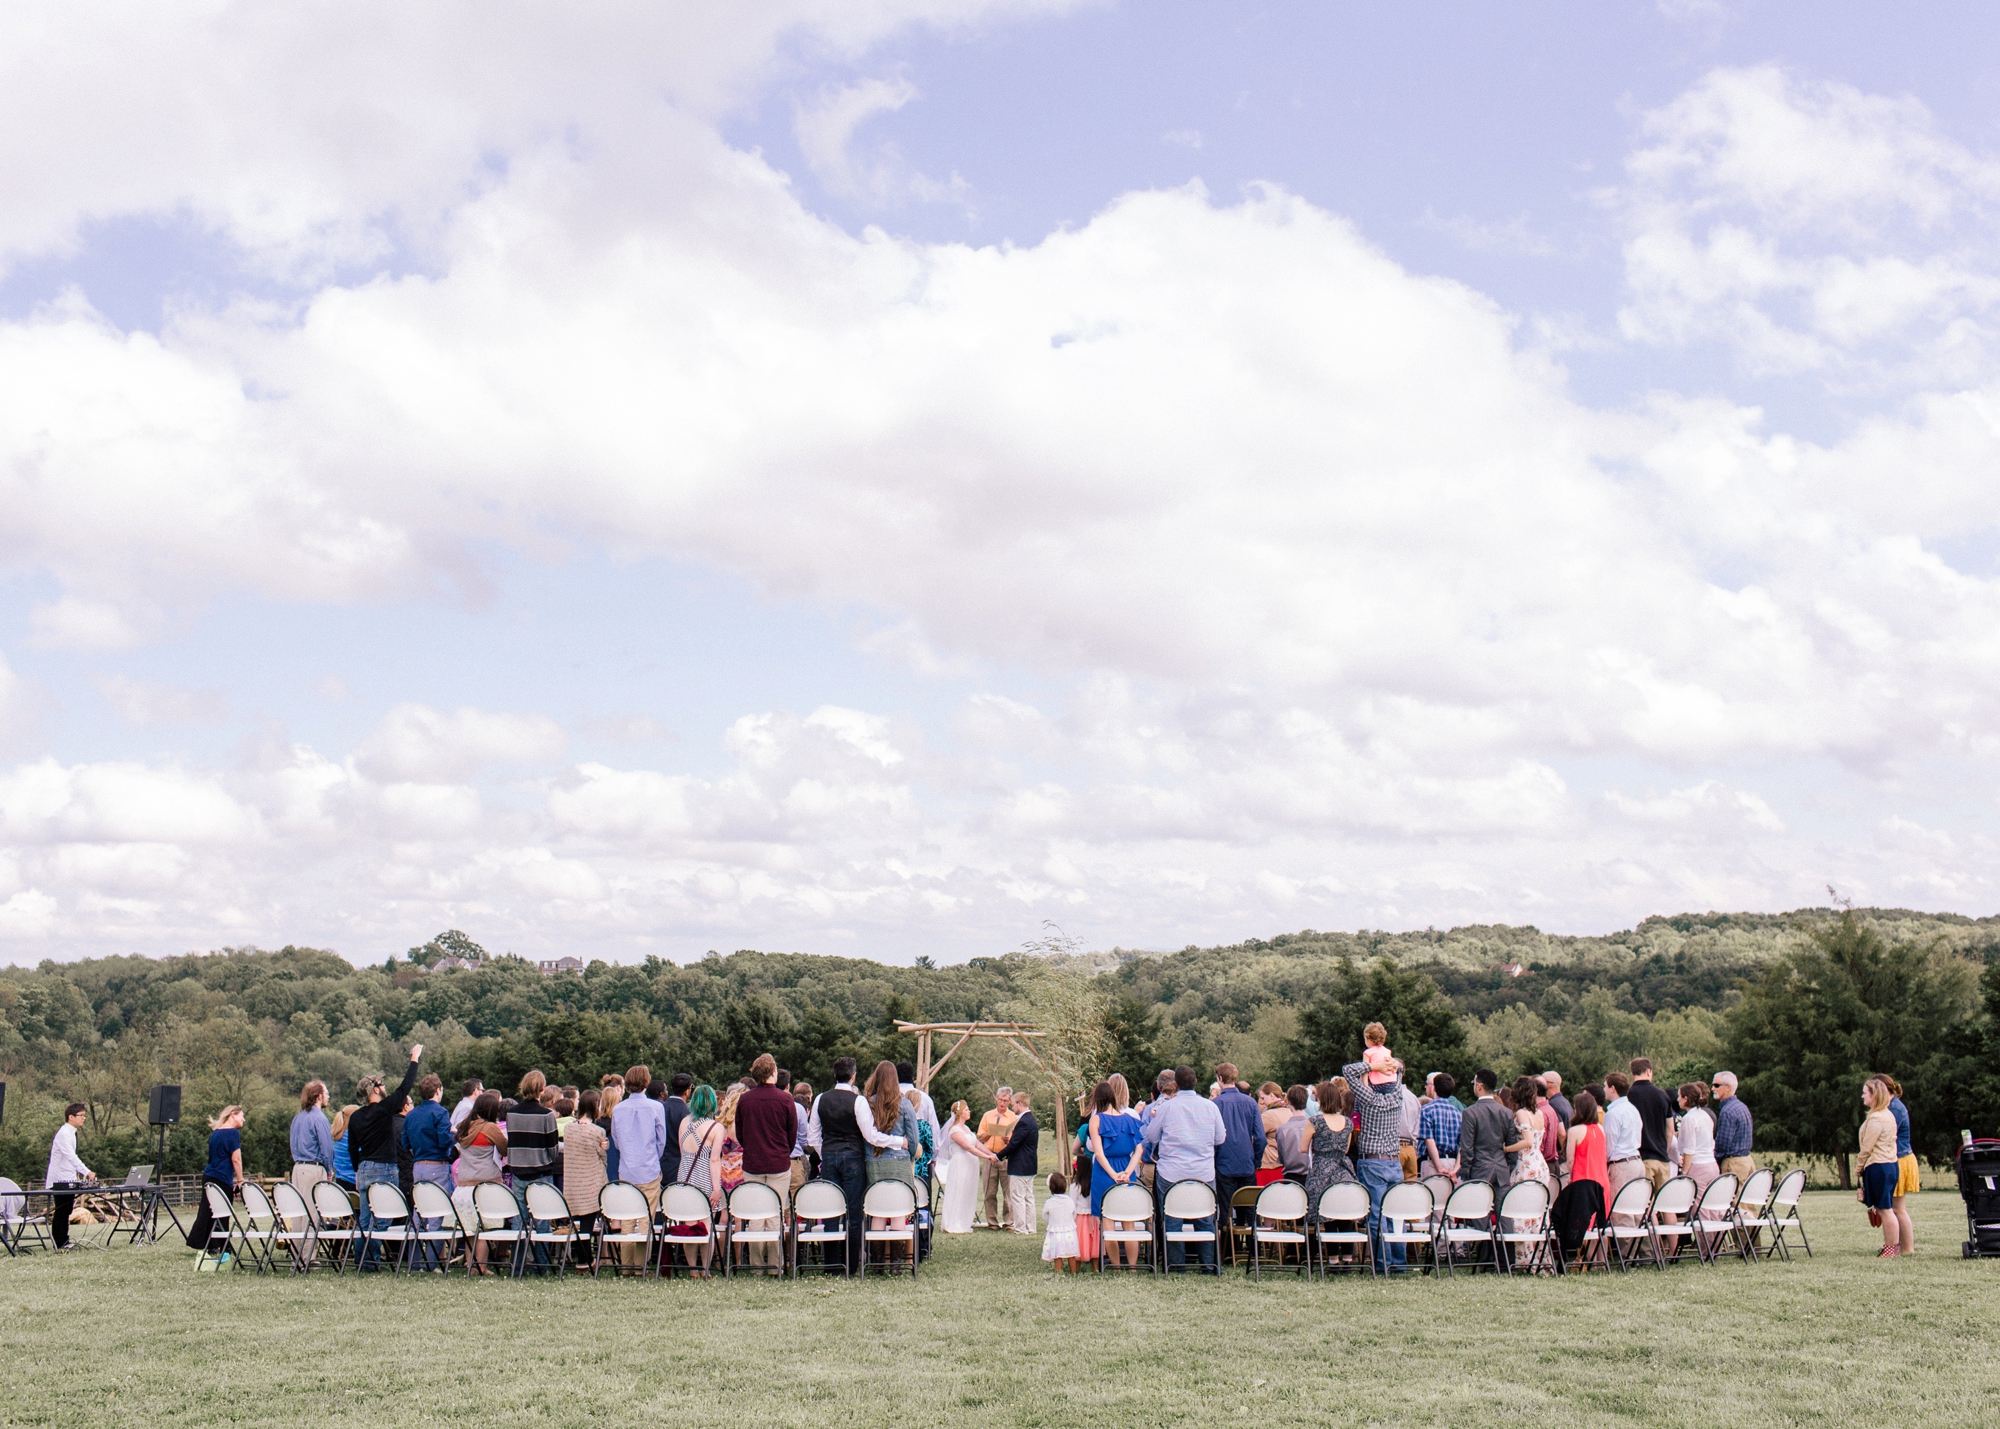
left=1603, top=1095, right=1642, bottom=1162
left=46, top=1122, right=93, bottom=1186
left=805, top=1082, right=908, bottom=1152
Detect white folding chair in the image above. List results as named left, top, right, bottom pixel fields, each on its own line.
left=1649, top=1177, right=1698, bottom=1267
left=1691, top=1173, right=1740, bottom=1266
left=1312, top=1182, right=1372, bottom=1278
left=309, top=1180, right=358, bottom=1273
left=726, top=1182, right=785, bottom=1278
left=1377, top=1181, right=1435, bottom=1277
left=1419, top=1175, right=1456, bottom=1235
left=1495, top=1181, right=1554, bottom=1275
left=410, top=1180, right=468, bottom=1275
left=270, top=1182, right=319, bottom=1273
left=234, top=1182, right=284, bottom=1274
left=472, top=1182, right=526, bottom=1277
left=1732, top=1169, right=1776, bottom=1262
left=195, top=1182, right=239, bottom=1270
left=1596, top=1177, right=1660, bottom=1271
left=1436, top=1181, right=1494, bottom=1276
left=1161, top=1181, right=1219, bottom=1275
left=656, top=1183, right=717, bottom=1278
left=790, top=1179, right=851, bottom=1279
left=523, top=1181, right=580, bottom=1277
left=1098, top=1183, right=1155, bottom=1274
left=1250, top=1180, right=1309, bottom=1280
left=363, top=1182, right=415, bottom=1273
left=1767, top=1169, right=1810, bottom=1260
left=861, top=1180, right=917, bottom=1277
left=1, top=1177, right=52, bottom=1255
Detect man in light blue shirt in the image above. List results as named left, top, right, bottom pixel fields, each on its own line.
left=610, top=1065, right=669, bottom=1208
left=1142, top=1065, right=1227, bottom=1272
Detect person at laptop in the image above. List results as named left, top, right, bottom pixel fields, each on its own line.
left=46, top=1102, right=97, bottom=1252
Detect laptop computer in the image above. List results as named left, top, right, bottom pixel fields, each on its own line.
left=122, top=1165, right=155, bottom=1186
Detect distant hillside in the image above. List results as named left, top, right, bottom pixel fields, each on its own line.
left=2, top=905, right=1992, bottom=1181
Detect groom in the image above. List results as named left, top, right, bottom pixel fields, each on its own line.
left=1002, top=1093, right=1039, bottom=1236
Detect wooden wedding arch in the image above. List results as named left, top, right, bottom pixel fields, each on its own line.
left=895, top=1019, right=1073, bottom=1145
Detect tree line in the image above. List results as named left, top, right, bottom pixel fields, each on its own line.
left=3, top=908, right=1995, bottom=1185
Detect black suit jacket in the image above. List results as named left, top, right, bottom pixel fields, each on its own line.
left=1003, top=1112, right=1039, bottom=1177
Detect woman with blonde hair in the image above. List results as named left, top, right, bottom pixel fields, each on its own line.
left=1089, top=1079, right=1147, bottom=1267
left=717, top=1083, right=747, bottom=1198
left=939, top=1100, right=998, bottom=1234
left=185, top=1105, right=246, bottom=1258
left=1858, top=1077, right=1901, bottom=1257
left=329, top=1104, right=360, bottom=1191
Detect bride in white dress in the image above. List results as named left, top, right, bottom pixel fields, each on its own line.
left=939, top=1100, right=1000, bottom=1234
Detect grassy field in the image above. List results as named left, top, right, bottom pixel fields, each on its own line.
left=1, top=1187, right=1995, bottom=1428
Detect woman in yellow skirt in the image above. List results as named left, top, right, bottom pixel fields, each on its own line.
left=1883, top=1074, right=1919, bottom=1256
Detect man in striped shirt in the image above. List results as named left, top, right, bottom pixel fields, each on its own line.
left=1344, top=1054, right=1412, bottom=1271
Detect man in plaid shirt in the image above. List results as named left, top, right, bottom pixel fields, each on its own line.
left=1344, top=1054, right=1414, bottom=1270
left=1419, top=1073, right=1463, bottom=1178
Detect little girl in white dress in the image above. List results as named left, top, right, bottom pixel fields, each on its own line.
left=1041, top=1172, right=1081, bottom=1272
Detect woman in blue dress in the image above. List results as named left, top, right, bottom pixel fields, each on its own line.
left=1088, top=1081, right=1147, bottom=1269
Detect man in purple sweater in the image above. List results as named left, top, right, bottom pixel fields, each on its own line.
left=735, top=1053, right=800, bottom=1274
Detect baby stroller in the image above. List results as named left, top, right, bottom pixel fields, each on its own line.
left=1957, top=1139, right=2000, bottom=1259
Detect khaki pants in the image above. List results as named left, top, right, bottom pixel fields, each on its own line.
left=740, top=1171, right=789, bottom=1269
left=789, top=1157, right=808, bottom=1197
left=1423, top=1156, right=1459, bottom=1181
left=288, top=1164, right=327, bottom=1229
left=1608, top=1158, right=1649, bottom=1225
left=1399, top=1145, right=1419, bottom=1181
left=1643, top=1158, right=1673, bottom=1191
left=1720, top=1155, right=1755, bottom=1181
left=981, top=1157, right=1007, bottom=1226
left=1139, top=1162, right=1156, bottom=1193
left=1007, top=1175, right=1036, bottom=1235
left=619, top=1177, right=661, bottom=1267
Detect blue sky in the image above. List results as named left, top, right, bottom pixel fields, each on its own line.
left=1, top=1, right=1997, bottom=966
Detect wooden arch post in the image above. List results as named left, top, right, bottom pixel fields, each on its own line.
left=894, top=1020, right=1068, bottom=1149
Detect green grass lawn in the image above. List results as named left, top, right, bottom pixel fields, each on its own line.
left=1, top=1188, right=1995, bottom=1428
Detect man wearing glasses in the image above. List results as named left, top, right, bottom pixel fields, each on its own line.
left=1712, top=1072, right=1754, bottom=1181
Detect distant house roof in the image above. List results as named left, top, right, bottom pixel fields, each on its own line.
left=1499, top=962, right=1525, bottom=977
left=432, top=956, right=475, bottom=971
left=538, top=956, right=585, bottom=974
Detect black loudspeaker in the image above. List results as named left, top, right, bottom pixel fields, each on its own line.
left=147, top=1084, right=181, bottom=1126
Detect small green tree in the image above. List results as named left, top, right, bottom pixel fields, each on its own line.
left=1726, top=912, right=1979, bottom=1181
left=1275, top=958, right=1468, bottom=1090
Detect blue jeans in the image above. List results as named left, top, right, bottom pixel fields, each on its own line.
left=1161, top=1179, right=1218, bottom=1271
left=411, top=1162, right=451, bottom=1267
left=1357, top=1156, right=1405, bottom=1271
left=821, top=1145, right=866, bottom=1273
left=355, top=1161, right=398, bottom=1269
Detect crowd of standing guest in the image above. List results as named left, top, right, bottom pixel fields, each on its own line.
left=39, top=1012, right=1941, bottom=1272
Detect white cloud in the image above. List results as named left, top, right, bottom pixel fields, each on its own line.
left=94, top=675, right=228, bottom=726
left=1618, top=65, right=2000, bottom=381
left=0, top=39, right=1997, bottom=959
left=794, top=76, right=927, bottom=200
left=354, top=703, right=567, bottom=783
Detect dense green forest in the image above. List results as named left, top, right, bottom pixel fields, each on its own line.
left=5, top=906, right=1999, bottom=1185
